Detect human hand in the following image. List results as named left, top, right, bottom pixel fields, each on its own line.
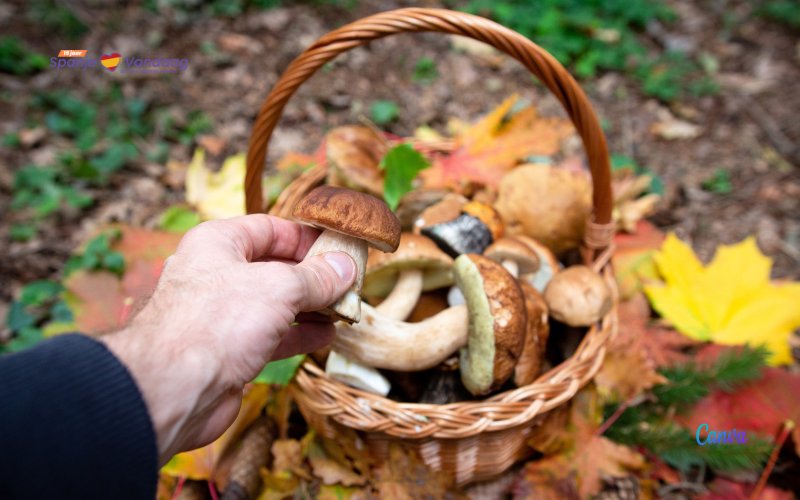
left=100, top=215, right=355, bottom=463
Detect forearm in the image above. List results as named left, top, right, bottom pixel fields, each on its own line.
left=0, top=334, right=158, bottom=499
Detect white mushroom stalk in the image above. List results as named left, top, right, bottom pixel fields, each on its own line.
left=374, top=269, right=423, bottom=320
left=325, top=350, right=391, bottom=396
left=332, top=303, right=469, bottom=371
left=304, top=230, right=367, bottom=323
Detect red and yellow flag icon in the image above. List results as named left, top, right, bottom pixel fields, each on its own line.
left=100, top=53, right=121, bottom=72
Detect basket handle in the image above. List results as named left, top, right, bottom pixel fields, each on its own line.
left=244, top=7, right=614, bottom=249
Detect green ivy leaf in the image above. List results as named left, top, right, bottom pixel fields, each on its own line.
left=252, top=355, right=306, bottom=386
left=379, top=143, right=431, bottom=210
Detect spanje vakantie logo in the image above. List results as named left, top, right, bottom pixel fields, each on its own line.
left=50, top=49, right=189, bottom=74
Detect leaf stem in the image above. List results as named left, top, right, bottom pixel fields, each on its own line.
left=750, top=419, right=795, bottom=500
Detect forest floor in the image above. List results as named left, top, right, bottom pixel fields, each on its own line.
left=1, top=0, right=798, bottom=313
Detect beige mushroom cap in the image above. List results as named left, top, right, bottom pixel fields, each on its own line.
left=325, top=126, right=387, bottom=196
left=515, top=235, right=561, bottom=292
left=484, top=237, right=541, bottom=274
left=363, top=233, right=454, bottom=297
left=544, top=265, right=612, bottom=327
left=293, top=185, right=401, bottom=252
left=455, top=254, right=527, bottom=396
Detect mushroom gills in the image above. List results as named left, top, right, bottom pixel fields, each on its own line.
left=332, top=303, right=469, bottom=371
left=374, top=269, right=424, bottom=320
left=325, top=350, right=391, bottom=396
left=304, top=230, right=368, bottom=323
left=421, top=214, right=493, bottom=257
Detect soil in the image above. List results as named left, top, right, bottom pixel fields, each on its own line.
left=1, top=0, right=799, bottom=312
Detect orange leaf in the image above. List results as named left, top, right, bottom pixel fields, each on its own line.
left=421, top=95, right=574, bottom=190
left=63, top=226, right=181, bottom=333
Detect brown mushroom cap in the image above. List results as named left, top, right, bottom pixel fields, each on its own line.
left=293, top=185, right=401, bottom=252
left=326, top=126, right=387, bottom=196
left=515, top=236, right=561, bottom=292
left=495, top=164, right=591, bottom=254
left=363, top=233, right=453, bottom=296
left=455, top=254, right=527, bottom=396
left=514, top=281, right=549, bottom=386
left=544, top=265, right=612, bottom=327
left=484, top=237, right=541, bottom=274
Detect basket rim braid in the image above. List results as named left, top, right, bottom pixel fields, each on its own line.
left=244, top=8, right=617, bottom=442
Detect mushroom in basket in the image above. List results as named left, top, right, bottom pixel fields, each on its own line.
left=420, top=200, right=503, bottom=257
left=362, top=233, right=453, bottom=321
left=453, top=254, right=527, bottom=396
left=292, top=185, right=401, bottom=323
left=544, top=265, right=611, bottom=327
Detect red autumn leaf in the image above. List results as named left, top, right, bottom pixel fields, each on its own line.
left=612, top=220, right=666, bottom=300
left=64, top=226, right=182, bottom=333
left=515, top=389, right=645, bottom=499
left=614, top=293, right=699, bottom=370
left=699, top=478, right=793, bottom=500
left=678, top=367, right=800, bottom=455
left=420, top=95, right=574, bottom=191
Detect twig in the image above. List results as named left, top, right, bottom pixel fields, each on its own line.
left=750, top=420, right=795, bottom=500
left=170, top=476, right=186, bottom=500
left=741, top=95, right=799, bottom=167
left=596, top=396, right=635, bottom=436
left=208, top=480, right=219, bottom=500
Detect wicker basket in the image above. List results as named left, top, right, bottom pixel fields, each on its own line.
left=244, top=8, right=618, bottom=486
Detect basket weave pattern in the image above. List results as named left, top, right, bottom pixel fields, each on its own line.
left=245, top=8, right=618, bottom=485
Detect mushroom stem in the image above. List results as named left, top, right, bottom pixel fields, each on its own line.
left=501, top=259, right=519, bottom=278
left=374, top=269, right=423, bottom=320
left=304, top=229, right=368, bottom=323
left=333, top=303, right=469, bottom=371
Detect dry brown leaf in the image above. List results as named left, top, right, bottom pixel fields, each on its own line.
left=514, top=389, right=645, bottom=499
left=372, top=445, right=458, bottom=499
left=308, top=440, right=366, bottom=487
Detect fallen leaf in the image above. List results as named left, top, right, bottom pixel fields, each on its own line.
left=614, top=293, right=699, bottom=369
left=515, top=389, right=645, bottom=498
left=307, top=439, right=365, bottom=487
left=161, top=384, right=269, bottom=481
left=650, top=109, right=701, bottom=140
left=372, top=444, right=456, bottom=499
left=185, top=149, right=248, bottom=219
left=699, top=478, right=793, bottom=500
left=644, top=235, right=800, bottom=365
left=421, top=95, right=574, bottom=190
left=679, top=366, right=800, bottom=456
left=317, top=484, right=370, bottom=500
left=595, top=347, right=667, bottom=402
left=612, top=220, right=666, bottom=300
left=63, top=226, right=181, bottom=333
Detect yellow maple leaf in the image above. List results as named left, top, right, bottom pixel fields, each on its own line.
left=185, top=149, right=249, bottom=220
left=644, top=234, right=800, bottom=365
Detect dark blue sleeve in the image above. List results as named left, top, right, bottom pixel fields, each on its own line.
left=0, top=334, right=158, bottom=499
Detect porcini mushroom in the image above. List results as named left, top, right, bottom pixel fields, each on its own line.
left=331, top=302, right=468, bottom=371
left=363, top=233, right=453, bottom=320
left=484, top=237, right=540, bottom=277
left=543, top=265, right=611, bottom=327
left=495, top=164, right=592, bottom=254
left=515, top=236, right=561, bottom=292
left=325, top=126, right=387, bottom=196
left=325, top=350, right=391, bottom=396
left=293, top=186, right=401, bottom=323
left=421, top=201, right=503, bottom=257
left=454, top=254, right=527, bottom=396
left=514, top=281, right=549, bottom=386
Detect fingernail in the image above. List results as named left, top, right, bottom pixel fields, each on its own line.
left=323, top=252, right=356, bottom=282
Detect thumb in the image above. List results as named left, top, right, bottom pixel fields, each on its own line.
left=288, top=252, right=357, bottom=313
